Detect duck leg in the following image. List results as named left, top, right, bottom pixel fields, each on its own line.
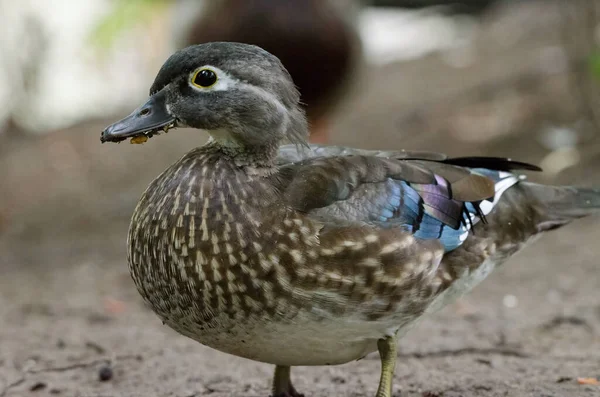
left=375, top=334, right=398, bottom=397
left=271, top=365, right=304, bottom=397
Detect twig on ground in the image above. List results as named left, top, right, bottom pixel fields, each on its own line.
left=0, top=377, right=25, bottom=397
left=392, top=346, right=531, bottom=359
left=0, top=354, right=141, bottom=396
left=540, top=315, right=594, bottom=333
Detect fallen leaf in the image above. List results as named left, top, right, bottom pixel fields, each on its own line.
left=577, top=377, right=599, bottom=385
left=104, top=297, right=126, bottom=314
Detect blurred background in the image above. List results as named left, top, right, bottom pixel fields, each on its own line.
left=1, top=1, right=600, bottom=396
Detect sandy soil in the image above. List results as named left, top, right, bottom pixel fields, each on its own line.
left=1, top=3, right=600, bottom=396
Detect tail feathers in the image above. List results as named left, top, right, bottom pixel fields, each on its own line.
left=525, top=182, right=600, bottom=231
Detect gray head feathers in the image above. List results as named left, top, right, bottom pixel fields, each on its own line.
left=151, top=42, right=308, bottom=149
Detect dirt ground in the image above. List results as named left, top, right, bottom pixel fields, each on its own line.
left=1, top=3, right=600, bottom=397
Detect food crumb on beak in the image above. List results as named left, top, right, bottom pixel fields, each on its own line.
left=130, top=135, right=149, bottom=144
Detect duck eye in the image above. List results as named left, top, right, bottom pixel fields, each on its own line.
left=192, top=69, right=217, bottom=88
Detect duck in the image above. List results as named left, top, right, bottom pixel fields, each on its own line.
left=183, top=0, right=362, bottom=144
left=101, top=42, right=600, bottom=397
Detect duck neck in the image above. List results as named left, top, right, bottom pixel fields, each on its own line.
left=204, top=136, right=280, bottom=171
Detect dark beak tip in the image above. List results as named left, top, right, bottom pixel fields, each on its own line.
left=100, top=127, right=113, bottom=143
left=100, top=125, right=125, bottom=144
left=100, top=89, right=172, bottom=144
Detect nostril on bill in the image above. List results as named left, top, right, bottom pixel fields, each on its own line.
left=140, top=108, right=151, bottom=116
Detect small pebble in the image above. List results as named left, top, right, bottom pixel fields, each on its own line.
left=502, top=294, right=518, bottom=308
left=98, top=365, right=113, bottom=382
left=331, top=376, right=346, bottom=384
left=30, top=382, right=47, bottom=392
left=556, top=376, right=572, bottom=383
left=475, top=358, right=492, bottom=367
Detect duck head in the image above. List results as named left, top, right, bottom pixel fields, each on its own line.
left=101, top=42, right=308, bottom=149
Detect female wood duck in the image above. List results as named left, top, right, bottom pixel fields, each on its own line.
left=183, top=0, right=361, bottom=144
left=101, top=42, right=600, bottom=397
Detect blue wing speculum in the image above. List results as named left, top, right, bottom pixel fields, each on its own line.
left=378, top=170, right=521, bottom=252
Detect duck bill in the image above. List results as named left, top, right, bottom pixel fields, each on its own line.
left=101, top=89, right=176, bottom=143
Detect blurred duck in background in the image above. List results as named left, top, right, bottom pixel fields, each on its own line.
left=184, top=0, right=363, bottom=143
